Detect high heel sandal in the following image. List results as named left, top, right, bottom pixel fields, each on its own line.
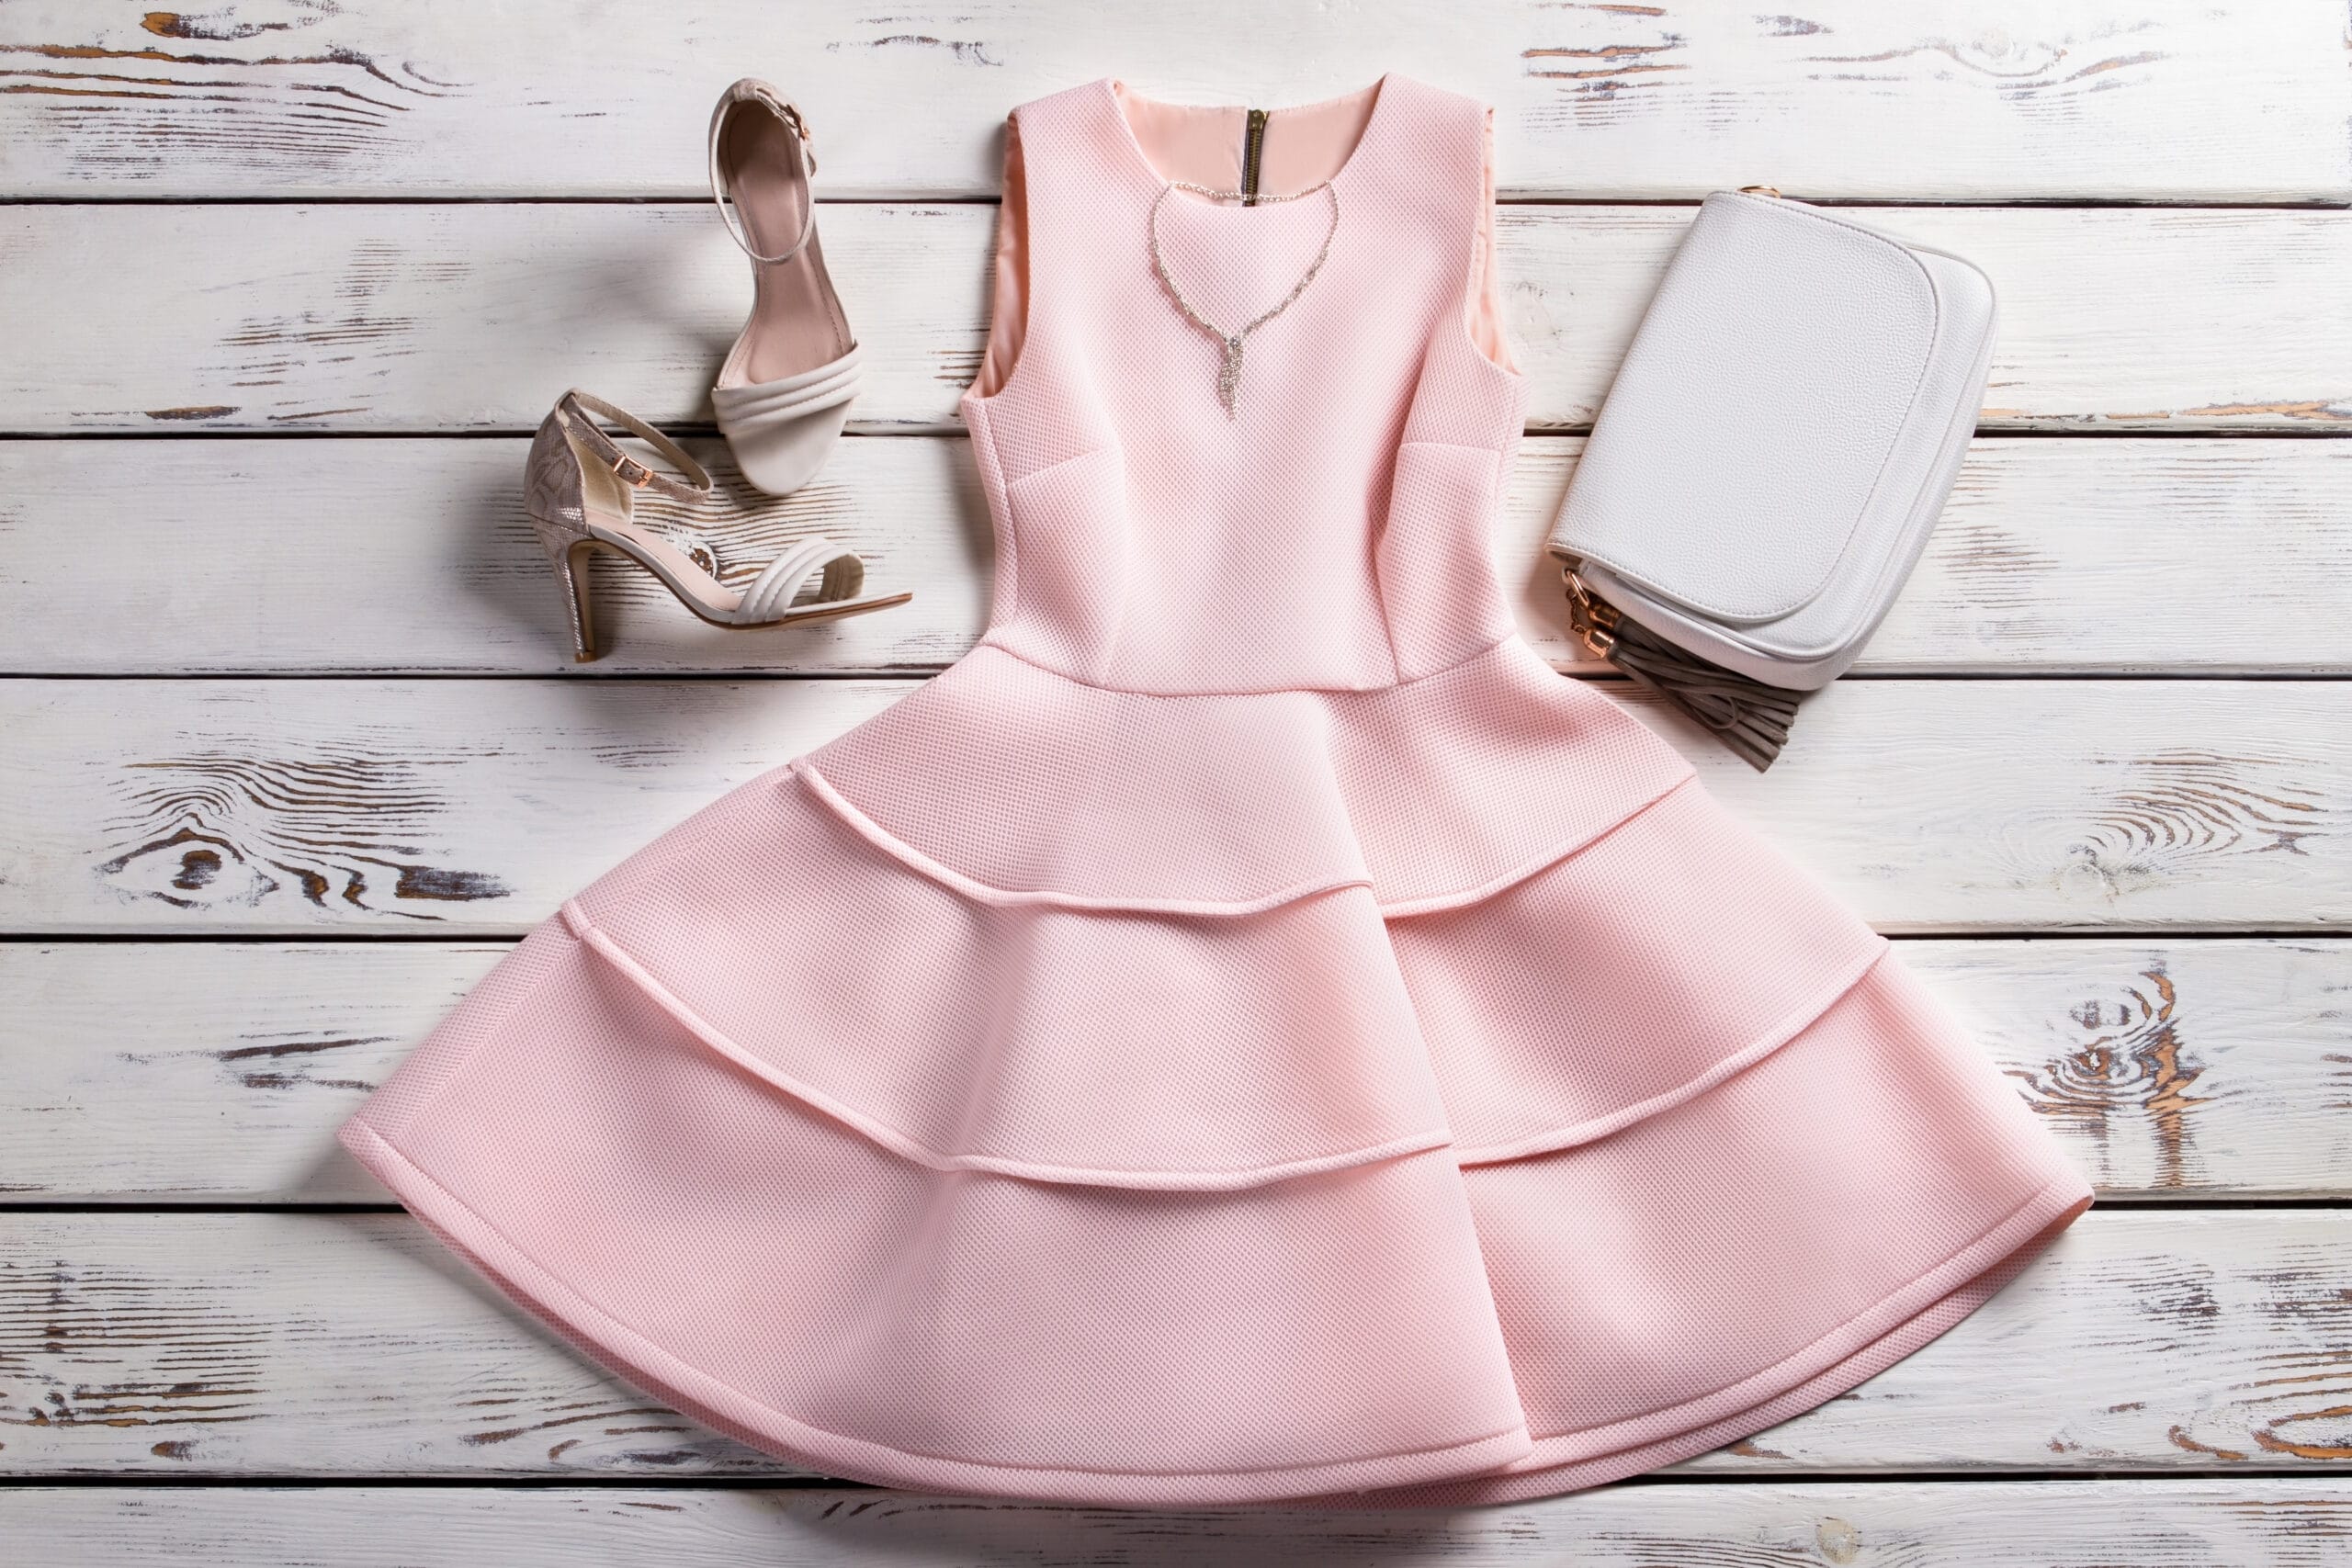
left=707, top=79, right=864, bottom=496
left=524, top=389, right=910, bottom=662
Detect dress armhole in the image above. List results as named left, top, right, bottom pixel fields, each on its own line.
left=1467, top=107, right=1518, bottom=374
left=972, top=114, right=1028, bottom=400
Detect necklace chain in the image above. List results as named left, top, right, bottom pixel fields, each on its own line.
left=1148, top=178, right=1340, bottom=418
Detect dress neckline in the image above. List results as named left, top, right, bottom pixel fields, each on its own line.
left=1097, top=74, right=1397, bottom=205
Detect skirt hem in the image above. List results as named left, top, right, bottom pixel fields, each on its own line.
left=338, top=1113, right=1542, bottom=1505
left=1351, top=1167, right=2095, bottom=1506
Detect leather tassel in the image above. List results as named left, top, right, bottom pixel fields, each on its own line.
left=1565, top=572, right=1803, bottom=772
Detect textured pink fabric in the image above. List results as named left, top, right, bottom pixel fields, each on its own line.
left=340, top=73, right=2092, bottom=1505
left=978, top=79, right=1510, bottom=398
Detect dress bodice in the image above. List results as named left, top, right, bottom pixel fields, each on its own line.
left=958, top=74, right=1529, bottom=694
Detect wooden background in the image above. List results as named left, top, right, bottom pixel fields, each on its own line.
left=3, top=1, right=2348, bottom=1560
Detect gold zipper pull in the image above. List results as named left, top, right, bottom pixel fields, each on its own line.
left=1561, top=565, right=1621, bottom=658
left=1738, top=185, right=1782, bottom=198
left=1241, top=107, right=1268, bottom=206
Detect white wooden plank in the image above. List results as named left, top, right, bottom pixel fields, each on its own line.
left=0, top=436, right=990, bottom=677
left=1, top=677, right=2344, bottom=937
left=4, top=939, right=2341, bottom=1204
left=1, top=1, right=2342, bottom=200
left=6, top=436, right=2349, bottom=677
left=6, top=204, right=2348, bottom=434
left=0, top=1211, right=2340, bottom=1477
left=0, top=942, right=500, bottom=1203
left=7, top=1481, right=2351, bottom=1565
left=0, top=677, right=903, bottom=936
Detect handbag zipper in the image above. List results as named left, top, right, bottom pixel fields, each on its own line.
left=1562, top=565, right=1623, bottom=658
left=1241, top=107, right=1268, bottom=206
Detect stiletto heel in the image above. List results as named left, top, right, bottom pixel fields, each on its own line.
left=530, top=516, right=603, bottom=661
left=707, top=79, right=863, bottom=496
left=523, top=389, right=910, bottom=663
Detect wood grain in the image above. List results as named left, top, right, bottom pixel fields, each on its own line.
left=5, top=436, right=2348, bottom=676
left=2, top=677, right=2344, bottom=937
left=3, top=0, right=2345, bottom=1548
left=9, top=1481, right=2352, bottom=1565
left=1, top=1, right=2343, bottom=200
left=6, top=204, right=2348, bottom=434
left=2, top=939, right=2344, bottom=1203
left=1, top=1211, right=2345, bottom=1478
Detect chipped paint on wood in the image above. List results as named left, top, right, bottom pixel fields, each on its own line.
left=0, top=1211, right=2345, bottom=1478
left=6, top=204, right=2348, bottom=435
left=0, top=2, right=2342, bottom=199
left=0, top=431, right=997, bottom=678
left=93, top=750, right=511, bottom=919
left=1911, top=939, right=2352, bottom=1200
left=2009, top=960, right=2211, bottom=1190
left=0, top=1, right=2343, bottom=1540
left=0, top=1214, right=760, bottom=1476
left=2171, top=1425, right=2252, bottom=1461
left=3, top=436, right=2349, bottom=679
left=5, top=940, right=2333, bottom=1213
left=0, top=677, right=916, bottom=934
left=0, top=2, right=442, bottom=184
left=210, top=1034, right=382, bottom=1094
left=0, top=1254, right=269, bottom=1438
left=2177, top=400, right=2352, bottom=424
left=9, top=939, right=2347, bottom=1203
left=9, top=1483, right=2352, bottom=1565
left=3, top=679, right=2346, bottom=934
left=2061, top=750, right=2334, bottom=907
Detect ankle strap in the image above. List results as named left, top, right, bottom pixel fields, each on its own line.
left=551, top=389, right=713, bottom=502
left=708, top=78, right=821, bottom=266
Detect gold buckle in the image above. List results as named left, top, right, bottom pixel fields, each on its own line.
left=611, top=454, right=654, bottom=489
left=775, top=97, right=818, bottom=175
left=729, top=85, right=819, bottom=176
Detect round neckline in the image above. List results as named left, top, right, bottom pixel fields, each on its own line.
left=1097, top=74, right=1396, bottom=206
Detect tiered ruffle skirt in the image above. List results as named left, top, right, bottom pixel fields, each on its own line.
left=340, top=635, right=2091, bottom=1504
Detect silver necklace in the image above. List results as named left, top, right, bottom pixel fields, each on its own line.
left=1148, top=178, right=1340, bottom=417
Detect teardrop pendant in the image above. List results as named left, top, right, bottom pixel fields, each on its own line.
left=1146, top=178, right=1340, bottom=421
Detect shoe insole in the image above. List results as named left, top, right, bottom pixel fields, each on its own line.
left=722, top=108, right=856, bottom=387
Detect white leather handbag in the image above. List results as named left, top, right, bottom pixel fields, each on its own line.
left=1546, top=187, right=1997, bottom=768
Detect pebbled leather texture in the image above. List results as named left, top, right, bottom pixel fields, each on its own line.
left=1547, top=190, right=1996, bottom=689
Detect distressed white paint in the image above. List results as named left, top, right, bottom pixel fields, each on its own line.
left=1, top=677, right=2343, bottom=936
left=0, top=1212, right=2343, bottom=1477
left=2, top=436, right=2346, bottom=676
left=5, top=204, right=2348, bottom=434
left=8, top=1481, right=2352, bottom=1565
left=2, top=939, right=2340, bottom=1203
left=0, top=0, right=2346, bottom=1544
left=0, top=1, right=2343, bottom=200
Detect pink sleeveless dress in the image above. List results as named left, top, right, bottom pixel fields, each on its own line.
left=340, top=74, right=2093, bottom=1506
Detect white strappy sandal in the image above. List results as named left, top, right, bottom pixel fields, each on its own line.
left=707, top=79, right=864, bottom=496
left=525, top=389, right=910, bottom=662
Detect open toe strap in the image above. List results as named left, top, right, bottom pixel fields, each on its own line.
left=738, top=536, right=867, bottom=622
left=712, top=345, right=865, bottom=426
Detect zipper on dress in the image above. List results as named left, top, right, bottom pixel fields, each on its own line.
left=1241, top=107, right=1268, bottom=206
